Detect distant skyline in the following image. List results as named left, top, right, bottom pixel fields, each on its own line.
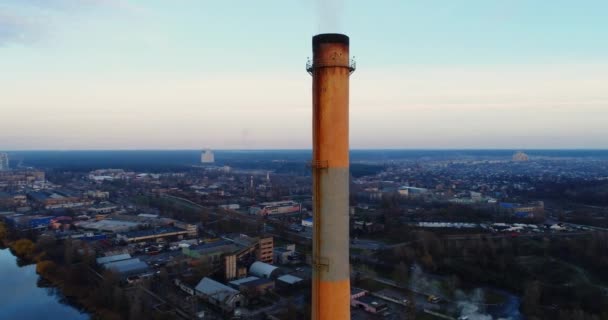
left=1, top=0, right=607, bottom=150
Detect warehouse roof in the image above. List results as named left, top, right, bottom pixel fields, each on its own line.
left=195, top=277, right=240, bottom=303
left=103, top=258, right=149, bottom=275
left=96, top=253, right=132, bottom=265
left=121, top=226, right=185, bottom=239
left=228, top=276, right=260, bottom=287
left=249, top=261, right=278, bottom=279
left=277, top=274, right=303, bottom=285
left=78, top=219, right=141, bottom=232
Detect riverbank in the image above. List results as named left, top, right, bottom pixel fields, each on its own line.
left=0, top=248, right=90, bottom=320
left=0, top=222, right=149, bottom=320
left=0, top=228, right=102, bottom=319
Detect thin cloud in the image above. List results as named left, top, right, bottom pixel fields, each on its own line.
left=14, top=0, right=142, bottom=13
left=0, top=0, right=142, bottom=45
left=0, top=12, right=43, bottom=46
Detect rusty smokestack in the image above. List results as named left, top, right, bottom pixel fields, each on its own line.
left=307, top=33, right=355, bottom=320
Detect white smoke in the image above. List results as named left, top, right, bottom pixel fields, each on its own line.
left=314, top=0, right=344, bottom=33
left=408, top=264, right=442, bottom=296
left=408, top=264, right=515, bottom=320
left=455, top=289, right=511, bottom=320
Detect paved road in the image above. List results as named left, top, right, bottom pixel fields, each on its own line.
left=351, top=239, right=384, bottom=251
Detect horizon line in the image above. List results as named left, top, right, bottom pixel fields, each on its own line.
left=3, top=148, right=608, bottom=152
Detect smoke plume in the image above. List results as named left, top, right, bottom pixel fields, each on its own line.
left=314, top=0, right=344, bottom=33
left=454, top=289, right=511, bottom=320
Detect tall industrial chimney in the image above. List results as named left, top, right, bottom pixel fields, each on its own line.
left=307, top=33, right=355, bottom=320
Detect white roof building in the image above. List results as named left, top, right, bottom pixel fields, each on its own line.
left=277, top=274, right=303, bottom=285
left=103, top=258, right=149, bottom=277
left=249, top=261, right=278, bottom=279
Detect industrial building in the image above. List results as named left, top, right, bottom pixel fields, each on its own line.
left=249, top=261, right=279, bottom=279
left=195, top=277, right=244, bottom=313
left=191, top=235, right=275, bottom=280
left=77, top=219, right=142, bottom=233
left=223, top=234, right=274, bottom=264
left=3, top=214, right=53, bottom=231
left=229, top=277, right=274, bottom=295
left=228, top=276, right=260, bottom=289
left=350, top=289, right=388, bottom=314
left=28, top=189, right=91, bottom=210
left=301, top=217, right=313, bottom=229
left=102, top=258, right=150, bottom=278
left=182, top=241, right=251, bottom=280
left=398, top=186, right=428, bottom=197
left=182, top=241, right=239, bottom=261
left=88, top=202, right=118, bottom=214
left=499, top=201, right=544, bottom=219
left=117, top=225, right=196, bottom=243
left=273, top=244, right=297, bottom=265
left=249, top=200, right=301, bottom=216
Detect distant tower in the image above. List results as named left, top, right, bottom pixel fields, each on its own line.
left=0, top=153, right=9, bottom=171
left=266, top=171, right=271, bottom=184
left=250, top=176, right=255, bottom=197
left=512, top=151, right=529, bottom=162
left=201, top=149, right=215, bottom=163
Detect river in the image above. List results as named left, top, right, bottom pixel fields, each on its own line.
left=0, top=249, right=90, bottom=320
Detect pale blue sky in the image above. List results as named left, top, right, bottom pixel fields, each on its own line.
left=1, top=0, right=607, bottom=149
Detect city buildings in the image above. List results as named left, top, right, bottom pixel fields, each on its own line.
left=249, top=200, right=301, bottom=216
left=0, top=169, right=45, bottom=188
left=0, top=153, right=8, bottom=171
left=88, top=169, right=132, bottom=182
left=513, top=151, right=530, bottom=162
left=1, top=150, right=605, bottom=319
